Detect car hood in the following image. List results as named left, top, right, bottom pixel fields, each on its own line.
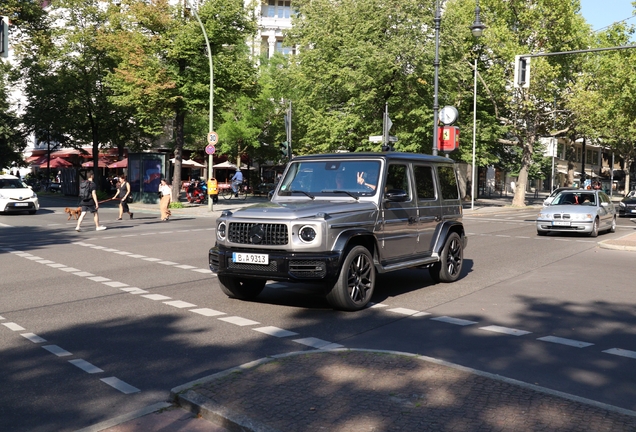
left=542, top=204, right=601, bottom=214
left=227, top=200, right=378, bottom=220
left=621, top=197, right=636, bottom=204
left=0, top=188, right=36, bottom=199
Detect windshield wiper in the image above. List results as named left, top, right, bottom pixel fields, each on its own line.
left=290, top=189, right=315, bottom=200
left=322, top=190, right=359, bottom=200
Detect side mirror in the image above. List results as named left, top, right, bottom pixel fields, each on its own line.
left=385, top=189, right=408, bottom=202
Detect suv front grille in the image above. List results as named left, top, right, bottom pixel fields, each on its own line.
left=228, top=222, right=288, bottom=245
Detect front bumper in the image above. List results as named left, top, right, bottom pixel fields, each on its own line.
left=1, top=199, right=39, bottom=213
left=209, top=245, right=343, bottom=283
left=536, top=220, right=594, bottom=233
left=619, top=207, right=636, bottom=216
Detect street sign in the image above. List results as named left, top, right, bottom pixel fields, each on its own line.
left=388, top=135, right=398, bottom=142
left=369, top=135, right=383, bottom=142
left=207, top=131, right=218, bottom=145
left=205, top=144, right=216, bottom=155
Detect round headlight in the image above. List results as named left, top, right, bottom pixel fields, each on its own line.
left=217, top=221, right=227, bottom=240
left=299, top=225, right=317, bottom=243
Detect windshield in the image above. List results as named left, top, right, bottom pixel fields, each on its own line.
left=277, top=159, right=381, bottom=198
left=552, top=192, right=596, bottom=206
left=0, top=178, right=28, bottom=189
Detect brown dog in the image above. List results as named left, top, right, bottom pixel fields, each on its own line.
left=65, top=207, right=82, bottom=220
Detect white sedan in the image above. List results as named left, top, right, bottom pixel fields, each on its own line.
left=0, top=175, right=40, bottom=215
left=537, top=190, right=616, bottom=237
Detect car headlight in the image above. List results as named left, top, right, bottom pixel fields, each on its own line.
left=620, top=202, right=626, bottom=207
left=217, top=221, right=227, bottom=240
left=538, top=213, right=552, bottom=220
left=299, top=225, right=317, bottom=243
left=572, top=213, right=593, bottom=221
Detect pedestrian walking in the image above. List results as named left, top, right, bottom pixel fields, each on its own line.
left=113, top=175, right=133, bottom=220
left=159, top=179, right=172, bottom=221
left=76, top=173, right=106, bottom=232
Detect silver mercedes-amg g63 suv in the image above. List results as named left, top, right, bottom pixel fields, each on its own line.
left=209, top=152, right=467, bottom=311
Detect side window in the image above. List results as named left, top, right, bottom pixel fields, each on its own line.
left=413, top=165, right=436, bottom=200
left=386, top=164, right=410, bottom=196
left=438, top=166, right=459, bottom=200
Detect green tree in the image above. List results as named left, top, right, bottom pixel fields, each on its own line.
left=285, top=0, right=443, bottom=154
left=0, top=63, right=27, bottom=170
left=14, top=0, right=138, bottom=186
left=99, top=0, right=257, bottom=198
left=565, top=20, right=636, bottom=192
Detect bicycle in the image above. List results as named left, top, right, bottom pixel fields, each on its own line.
left=221, top=182, right=249, bottom=200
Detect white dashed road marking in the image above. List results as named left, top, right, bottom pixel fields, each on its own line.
left=2, top=322, right=26, bottom=331
left=100, top=377, right=140, bottom=394
left=42, top=345, right=73, bottom=357
left=164, top=300, right=197, bottom=309
left=431, top=316, right=478, bottom=326
left=21, top=333, right=47, bottom=343
left=253, top=326, right=299, bottom=338
left=388, top=307, right=421, bottom=316
left=537, top=336, right=594, bottom=348
left=293, top=337, right=344, bottom=350
left=480, top=325, right=531, bottom=336
left=603, top=348, right=636, bottom=359
left=190, top=308, right=225, bottom=317
left=141, top=294, right=172, bottom=301
left=69, top=359, right=104, bottom=374
left=218, top=316, right=260, bottom=326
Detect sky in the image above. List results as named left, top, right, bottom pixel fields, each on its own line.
left=579, top=0, right=636, bottom=32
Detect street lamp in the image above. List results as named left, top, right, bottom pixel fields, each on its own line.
left=432, top=0, right=441, bottom=156
left=186, top=1, right=215, bottom=211
left=470, top=0, right=486, bottom=210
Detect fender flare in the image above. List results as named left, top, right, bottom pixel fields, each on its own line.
left=433, top=221, right=465, bottom=255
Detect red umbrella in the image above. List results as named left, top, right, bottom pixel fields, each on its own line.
left=39, top=157, right=73, bottom=168
left=82, top=158, right=111, bottom=168
left=107, top=158, right=128, bottom=168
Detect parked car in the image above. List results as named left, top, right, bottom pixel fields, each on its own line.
left=618, top=190, right=636, bottom=217
left=543, top=186, right=579, bottom=206
left=209, top=152, right=467, bottom=311
left=0, top=174, right=40, bottom=215
left=536, top=189, right=616, bottom=237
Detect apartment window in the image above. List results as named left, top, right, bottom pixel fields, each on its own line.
left=276, top=41, right=294, bottom=55
left=265, top=0, right=291, bottom=18
left=576, top=147, right=582, bottom=163
left=586, top=149, right=599, bottom=165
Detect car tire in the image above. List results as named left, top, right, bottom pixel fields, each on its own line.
left=610, top=216, right=616, bottom=233
left=589, top=218, right=599, bottom=238
left=429, top=232, right=464, bottom=283
left=326, top=245, right=375, bottom=311
left=218, top=276, right=266, bottom=300
left=537, top=230, right=547, bottom=236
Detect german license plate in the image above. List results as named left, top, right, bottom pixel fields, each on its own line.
left=14, top=203, right=28, bottom=207
left=232, top=252, right=269, bottom=265
left=552, top=221, right=570, bottom=226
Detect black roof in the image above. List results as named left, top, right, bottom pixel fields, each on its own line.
left=292, top=152, right=454, bottom=164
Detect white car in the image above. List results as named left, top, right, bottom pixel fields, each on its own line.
left=0, top=175, right=40, bottom=214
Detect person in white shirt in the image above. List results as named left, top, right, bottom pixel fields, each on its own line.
left=158, top=179, right=172, bottom=221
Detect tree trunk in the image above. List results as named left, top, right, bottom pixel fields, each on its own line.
left=512, top=138, right=534, bottom=207
left=171, top=108, right=185, bottom=201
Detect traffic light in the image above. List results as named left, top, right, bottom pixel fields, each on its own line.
left=0, top=16, right=8, bottom=59
left=280, top=141, right=291, bottom=158
left=514, top=55, right=530, bottom=88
